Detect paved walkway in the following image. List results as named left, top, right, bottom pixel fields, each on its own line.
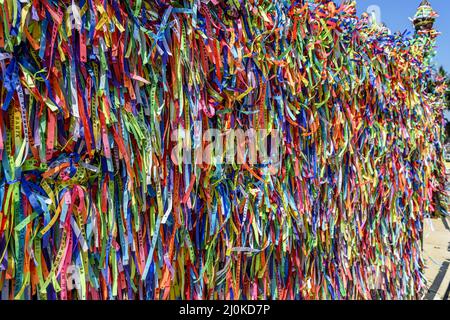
left=423, top=215, right=450, bottom=300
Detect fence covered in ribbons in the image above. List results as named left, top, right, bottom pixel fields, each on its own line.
left=0, top=0, right=447, bottom=300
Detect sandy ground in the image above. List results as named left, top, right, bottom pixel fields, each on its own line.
left=423, top=215, right=450, bottom=300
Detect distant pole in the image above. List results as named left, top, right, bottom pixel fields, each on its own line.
left=412, top=0, right=439, bottom=252
left=412, top=0, right=438, bottom=67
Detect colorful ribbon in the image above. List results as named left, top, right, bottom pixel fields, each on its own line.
left=0, top=0, right=447, bottom=300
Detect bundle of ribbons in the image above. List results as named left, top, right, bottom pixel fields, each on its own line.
left=0, top=0, right=447, bottom=300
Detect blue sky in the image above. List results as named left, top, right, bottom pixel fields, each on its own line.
left=353, top=0, right=450, bottom=73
